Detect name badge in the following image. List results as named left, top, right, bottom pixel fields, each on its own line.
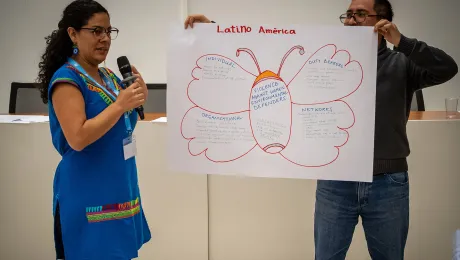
left=123, top=135, right=137, bottom=160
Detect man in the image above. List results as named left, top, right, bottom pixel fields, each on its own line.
left=184, top=0, right=458, bottom=259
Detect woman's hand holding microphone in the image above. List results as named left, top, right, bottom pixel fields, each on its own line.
left=114, top=65, right=148, bottom=113
left=114, top=77, right=146, bottom=112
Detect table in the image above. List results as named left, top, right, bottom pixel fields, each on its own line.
left=0, top=111, right=459, bottom=260
left=6, top=111, right=460, bottom=121
left=145, top=111, right=458, bottom=121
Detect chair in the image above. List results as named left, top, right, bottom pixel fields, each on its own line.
left=9, top=82, right=48, bottom=114
left=144, top=83, right=167, bottom=113
left=410, top=90, right=425, bottom=111
left=9, top=82, right=167, bottom=114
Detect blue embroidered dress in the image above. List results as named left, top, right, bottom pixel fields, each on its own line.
left=48, top=61, right=151, bottom=259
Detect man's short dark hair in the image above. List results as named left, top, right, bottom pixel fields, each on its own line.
left=374, top=0, right=394, bottom=21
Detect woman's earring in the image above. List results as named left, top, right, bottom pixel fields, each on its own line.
left=72, top=43, right=79, bottom=55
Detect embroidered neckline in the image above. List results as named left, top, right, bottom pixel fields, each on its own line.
left=66, top=64, right=119, bottom=105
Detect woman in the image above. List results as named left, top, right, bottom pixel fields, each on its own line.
left=36, top=0, right=151, bottom=259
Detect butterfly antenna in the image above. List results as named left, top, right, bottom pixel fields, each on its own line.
left=236, top=48, right=262, bottom=74
left=278, top=45, right=305, bottom=76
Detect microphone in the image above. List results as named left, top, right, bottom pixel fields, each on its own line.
left=117, top=56, right=145, bottom=120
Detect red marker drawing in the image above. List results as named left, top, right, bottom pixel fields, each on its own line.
left=181, top=44, right=363, bottom=168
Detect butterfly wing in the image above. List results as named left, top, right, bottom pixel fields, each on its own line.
left=279, top=100, right=355, bottom=167
left=280, top=44, right=363, bottom=105
left=188, top=54, right=257, bottom=114
left=181, top=106, right=257, bottom=162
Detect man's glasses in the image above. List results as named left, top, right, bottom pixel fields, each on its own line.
left=80, top=26, right=119, bottom=40
left=339, top=12, right=381, bottom=24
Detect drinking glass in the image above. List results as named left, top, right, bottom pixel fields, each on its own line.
left=445, top=97, right=459, bottom=119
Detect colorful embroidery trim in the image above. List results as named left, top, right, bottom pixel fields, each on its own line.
left=86, top=82, right=113, bottom=105
left=86, top=197, right=140, bottom=223
left=56, top=64, right=133, bottom=115
left=100, top=67, right=121, bottom=92
left=51, top=78, right=78, bottom=87
left=66, top=65, right=121, bottom=106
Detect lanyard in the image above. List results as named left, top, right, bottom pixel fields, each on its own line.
left=67, top=58, right=133, bottom=136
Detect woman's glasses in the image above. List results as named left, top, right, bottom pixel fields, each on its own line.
left=80, top=26, right=119, bottom=40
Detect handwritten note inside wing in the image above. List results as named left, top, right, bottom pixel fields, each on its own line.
left=167, top=23, right=378, bottom=182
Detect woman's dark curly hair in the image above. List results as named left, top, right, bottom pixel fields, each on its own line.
left=36, top=0, right=108, bottom=104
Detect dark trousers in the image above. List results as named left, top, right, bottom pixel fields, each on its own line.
left=54, top=202, right=65, bottom=259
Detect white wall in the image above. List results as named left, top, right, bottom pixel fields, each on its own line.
left=0, top=0, right=458, bottom=111
left=390, top=0, right=460, bottom=110
left=0, top=0, right=72, bottom=111
left=97, top=0, right=186, bottom=83
left=0, top=0, right=185, bottom=113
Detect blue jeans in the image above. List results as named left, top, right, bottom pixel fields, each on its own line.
left=314, top=171, right=409, bottom=260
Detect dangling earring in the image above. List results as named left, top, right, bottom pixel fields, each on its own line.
left=72, top=43, right=79, bottom=55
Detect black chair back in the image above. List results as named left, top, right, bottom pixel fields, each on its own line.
left=9, top=82, right=48, bottom=114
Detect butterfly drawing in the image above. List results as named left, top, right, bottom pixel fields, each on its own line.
left=180, top=44, right=363, bottom=167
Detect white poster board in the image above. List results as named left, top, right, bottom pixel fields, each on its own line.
left=167, top=23, right=377, bottom=182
